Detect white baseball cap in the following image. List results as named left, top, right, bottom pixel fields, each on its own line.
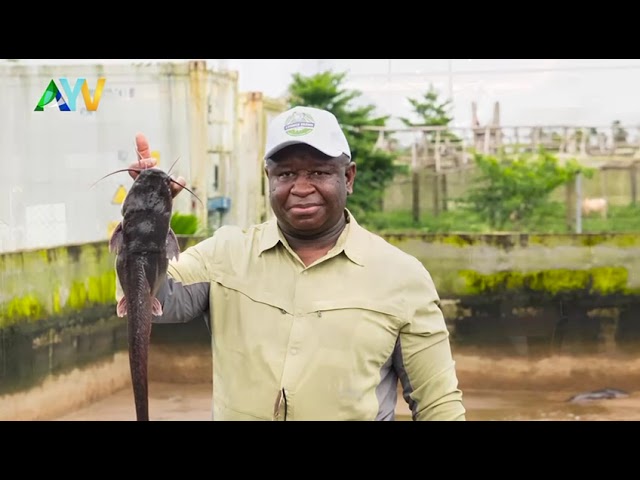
left=264, top=106, right=352, bottom=160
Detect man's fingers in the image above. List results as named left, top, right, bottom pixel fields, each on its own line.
left=131, top=133, right=155, bottom=180
left=132, top=133, right=184, bottom=199
left=127, top=158, right=156, bottom=180
left=135, top=133, right=151, bottom=160
left=133, top=159, right=156, bottom=169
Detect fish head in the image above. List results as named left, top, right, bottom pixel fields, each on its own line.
left=129, top=168, right=174, bottom=201
left=136, top=167, right=173, bottom=190
left=120, top=167, right=175, bottom=222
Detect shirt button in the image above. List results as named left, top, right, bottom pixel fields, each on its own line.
left=290, top=348, right=298, bottom=355
left=302, top=271, right=308, bottom=275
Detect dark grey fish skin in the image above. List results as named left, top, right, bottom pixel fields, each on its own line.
left=109, top=168, right=180, bottom=421
left=567, top=388, right=629, bottom=403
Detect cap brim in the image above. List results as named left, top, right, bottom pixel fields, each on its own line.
left=264, top=140, right=343, bottom=160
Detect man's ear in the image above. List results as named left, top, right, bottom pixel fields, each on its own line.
left=345, top=162, right=356, bottom=195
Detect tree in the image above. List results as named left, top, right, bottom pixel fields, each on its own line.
left=399, top=83, right=459, bottom=142
left=286, top=70, right=401, bottom=218
left=461, top=148, right=594, bottom=230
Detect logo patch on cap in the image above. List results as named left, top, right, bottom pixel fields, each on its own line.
left=284, top=112, right=315, bottom=137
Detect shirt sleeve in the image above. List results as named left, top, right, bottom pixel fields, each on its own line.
left=393, top=265, right=466, bottom=421
left=115, top=236, right=215, bottom=325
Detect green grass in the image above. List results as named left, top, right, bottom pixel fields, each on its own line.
left=361, top=202, right=640, bottom=234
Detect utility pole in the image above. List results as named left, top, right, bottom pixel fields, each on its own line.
left=387, top=59, right=393, bottom=113
left=448, top=59, right=453, bottom=101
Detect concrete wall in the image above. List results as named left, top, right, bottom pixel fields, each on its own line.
left=382, top=232, right=640, bottom=356
left=384, top=232, right=640, bottom=299
left=3, top=232, right=640, bottom=418
left=3, top=232, right=640, bottom=333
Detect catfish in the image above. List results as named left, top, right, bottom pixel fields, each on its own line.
left=96, top=157, right=199, bottom=421
left=109, top=167, right=179, bottom=421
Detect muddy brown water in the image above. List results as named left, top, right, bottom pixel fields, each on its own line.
left=52, top=381, right=640, bottom=421
left=41, top=346, right=640, bottom=421
left=5, top=302, right=640, bottom=420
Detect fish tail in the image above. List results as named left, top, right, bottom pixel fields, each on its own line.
left=127, top=258, right=154, bottom=421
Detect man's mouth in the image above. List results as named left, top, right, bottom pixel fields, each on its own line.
left=289, top=204, right=322, bottom=214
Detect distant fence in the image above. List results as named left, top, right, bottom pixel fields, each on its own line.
left=361, top=124, right=640, bottom=224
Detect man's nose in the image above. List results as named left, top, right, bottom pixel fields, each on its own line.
left=291, top=173, right=315, bottom=196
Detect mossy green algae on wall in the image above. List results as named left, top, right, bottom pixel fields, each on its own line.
left=458, top=266, right=630, bottom=296
left=0, top=235, right=205, bottom=329
left=0, top=242, right=117, bottom=329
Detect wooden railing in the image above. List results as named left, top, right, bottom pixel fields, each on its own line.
left=359, top=124, right=640, bottom=170
left=358, top=124, right=640, bottom=225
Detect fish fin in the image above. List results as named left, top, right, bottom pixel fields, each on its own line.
left=166, top=228, right=180, bottom=261
left=109, top=222, right=124, bottom=254
left=151, top=297, right=163, bottom=316
left=116, top=296, right=128, bottom=317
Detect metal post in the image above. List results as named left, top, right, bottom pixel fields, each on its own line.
left=575, top=172, right=582, bottom=234
left=411, top=137, right=420, bottom=224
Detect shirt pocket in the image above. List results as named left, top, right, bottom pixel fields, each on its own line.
left=307, top=298, right=406, bottom=366
left=210, top=272, right=293, bottom=346
left=211, top=273, right=292, bottom=314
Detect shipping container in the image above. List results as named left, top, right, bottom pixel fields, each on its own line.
left=0, top=60, right=240, bottom=253
left=232, top=92, right=288, bottom=228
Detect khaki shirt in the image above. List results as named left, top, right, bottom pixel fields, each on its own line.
left=117, top=211, right=465, bottom=421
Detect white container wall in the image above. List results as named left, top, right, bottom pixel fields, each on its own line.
left=0, top=60, right=239, bottom=253
left=231, top=92, right=288, bottom=229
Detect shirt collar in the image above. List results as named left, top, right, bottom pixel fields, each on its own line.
left=258, top=209, right=366, bottom=267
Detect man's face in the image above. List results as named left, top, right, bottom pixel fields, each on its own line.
left=265, top=145, right=356, bottom=236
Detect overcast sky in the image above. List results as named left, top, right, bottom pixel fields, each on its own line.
left=6, top=58, right=640, bottom=129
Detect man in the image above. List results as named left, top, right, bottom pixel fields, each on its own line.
left=120, top=106, right=466, bottom=421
